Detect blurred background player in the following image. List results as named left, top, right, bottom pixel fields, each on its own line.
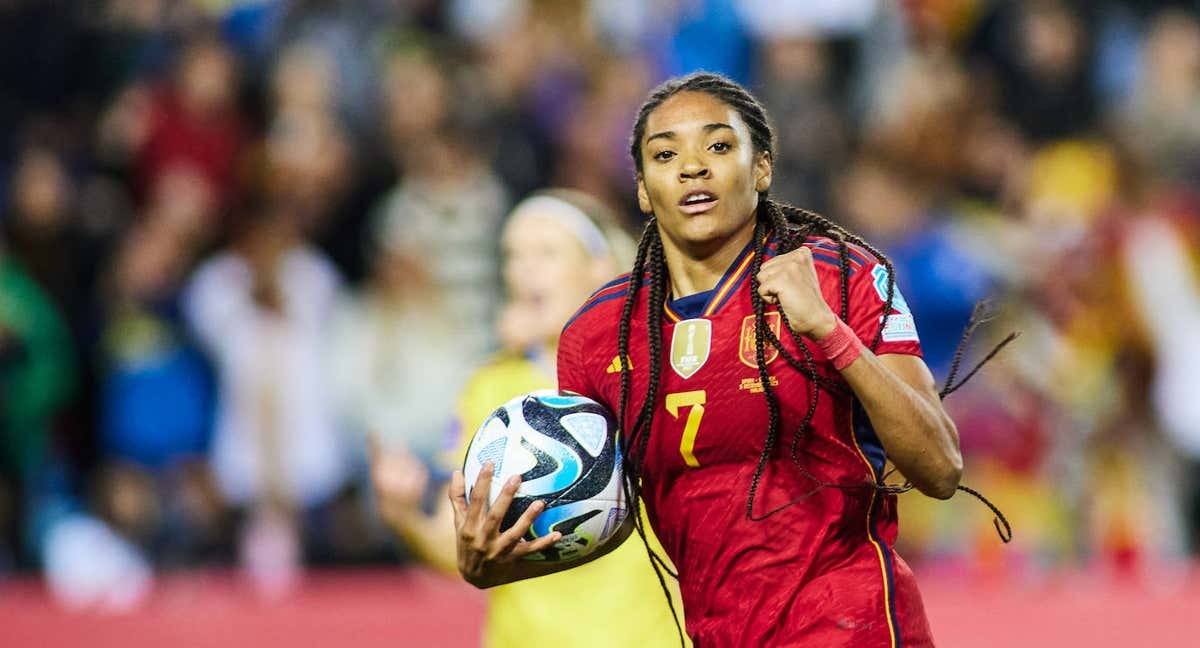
left=371, top=189, right=686, bottom=647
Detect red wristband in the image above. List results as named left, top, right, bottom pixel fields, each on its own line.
left=813, top=317, right=863, bottom=371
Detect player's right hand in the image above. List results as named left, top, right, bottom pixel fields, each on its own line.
left=448, top=462, right=562, bottom=588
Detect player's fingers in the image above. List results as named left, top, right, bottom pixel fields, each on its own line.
left=448, top=470, right=468, bottom=522
left=484, top=474, right=521, bottom=533
left=466, top=462, right=495, bottom=525
left=495, top=498, right=545, bottom=549
left=511, top=530, right=564, bottom=559
left=756, top=278, right=778, bottom=304
left=756, top=258, right=787, bottom=287
left=488, top=498, right=545, bottom=560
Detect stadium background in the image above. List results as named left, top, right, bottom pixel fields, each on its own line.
left=0, top=0, right=1198, bottom=645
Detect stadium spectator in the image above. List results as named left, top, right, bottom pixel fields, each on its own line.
left=370, top=121, right=508, bottom=359
left=0, top=244, right=76, bottom=570
left=328, top=210, right=474, bottom=470
left=94, top=218, right=221, bottom=565
left=1119, top=8, right=1200, bottom=186
left=181, top=197, right=348, bottom=587
left=131, top=36, right=247, bottom=218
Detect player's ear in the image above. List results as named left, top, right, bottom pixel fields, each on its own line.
left=754, top=151, right=773, bottom=194
left=636, top=175, right=652, bottom=214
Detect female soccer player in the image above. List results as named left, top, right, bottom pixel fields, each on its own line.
left=452, top=73, right=962, bottom=647
left=373, top=189, right=685, bottom=647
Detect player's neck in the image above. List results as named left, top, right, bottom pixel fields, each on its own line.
left=661, top=220, right=756, bottom=299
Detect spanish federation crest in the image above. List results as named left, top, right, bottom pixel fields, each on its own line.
left=670, top=318, right=711, bottom=379
left=739, top=312, right=781, bottom=368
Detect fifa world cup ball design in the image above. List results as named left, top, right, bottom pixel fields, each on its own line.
left=463, top=390, right=627, bottom=562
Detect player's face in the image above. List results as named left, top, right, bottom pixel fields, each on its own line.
left=502, top=214, right=613, bottom=344
left=637, top=91, right=772, bottom=255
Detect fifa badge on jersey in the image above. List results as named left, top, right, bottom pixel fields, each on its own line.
left=670, top=318, right=711, bottom=379
left=739, top=312, right=781, bottom=368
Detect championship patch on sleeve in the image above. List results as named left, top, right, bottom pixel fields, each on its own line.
left=879, top=312, right=920, bottom=342
left=870, top=265, right=920, bottom=342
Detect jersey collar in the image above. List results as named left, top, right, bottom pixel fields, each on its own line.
left=663, top=232, right=770, bottom=323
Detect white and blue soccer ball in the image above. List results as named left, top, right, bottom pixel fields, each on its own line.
left=463, top=390, right=627, bottom=562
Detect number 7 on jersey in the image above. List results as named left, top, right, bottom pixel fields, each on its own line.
left=666, top=390, right=706, bottom=467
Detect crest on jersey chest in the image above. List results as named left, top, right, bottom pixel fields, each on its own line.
left=739, top=312, right=781, bottom=368
left=669, top=318, right=711, bottom=379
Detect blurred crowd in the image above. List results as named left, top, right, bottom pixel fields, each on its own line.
left=2, top=0, right=1200, bottom=609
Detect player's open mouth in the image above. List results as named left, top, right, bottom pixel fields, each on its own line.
left=679, top=190, right=719, bottom=214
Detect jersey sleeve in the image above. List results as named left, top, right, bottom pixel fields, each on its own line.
left=846, top=262, right=923, bottom=357
left=557, top=320, right=600, bottom=400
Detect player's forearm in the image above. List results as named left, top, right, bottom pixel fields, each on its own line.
left=837, top=350, right=962, bottom=499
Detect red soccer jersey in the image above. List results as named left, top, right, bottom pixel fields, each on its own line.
left=558, top=234, right=934, bottom=647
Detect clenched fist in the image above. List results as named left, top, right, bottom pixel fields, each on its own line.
left=755, top=247, right=838, bottom=340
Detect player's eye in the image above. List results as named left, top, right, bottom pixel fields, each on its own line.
left=653, top=150, right=676, bottom=161
left=710, top=141, right=731, bottom=153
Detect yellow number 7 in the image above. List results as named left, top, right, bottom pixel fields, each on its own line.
left=665, top=390, right=707, bottom=468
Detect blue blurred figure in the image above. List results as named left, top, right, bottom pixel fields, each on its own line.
left=836, top=153, right=993, bottom=380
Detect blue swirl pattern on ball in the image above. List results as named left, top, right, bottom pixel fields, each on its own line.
left=463, top=390, right=626, bottom=563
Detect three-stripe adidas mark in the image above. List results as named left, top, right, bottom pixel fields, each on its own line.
left=605, top=355, right=633, bottom=373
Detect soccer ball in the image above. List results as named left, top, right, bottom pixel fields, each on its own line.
left=463, top=390, right=626, bottom=562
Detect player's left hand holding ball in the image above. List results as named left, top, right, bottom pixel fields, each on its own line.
left=448, top=466, right=562, bottom=588
left=755, top=247, right=838, bottom=340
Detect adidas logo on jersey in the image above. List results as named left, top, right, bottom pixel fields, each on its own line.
left=606, top=355, right=633, bottom=373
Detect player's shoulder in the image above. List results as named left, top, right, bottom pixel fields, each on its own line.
left=800, top=235, right=877, bottom=277
left=561, top=272, right=644, bottom=339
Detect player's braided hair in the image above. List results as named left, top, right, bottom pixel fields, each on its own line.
left=618, top=73, right=1013, bottom=643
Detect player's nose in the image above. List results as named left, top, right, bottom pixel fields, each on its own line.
left=679, top=156, right=709, bottom=181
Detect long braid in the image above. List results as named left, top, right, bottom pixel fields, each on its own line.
left=617, top=222, right=685, bottom=645
left=745, top=215, right=827, bottom=519
left=616, top=218, right=651, bottom=548
left=754, top=202, right=847, bottom=401
left=755, top=200, right=880, bottom=508
left=772, top=203, right=900, bottom=351
left=934, top=302, right=1018, bottom=539
left=745, top=218, right=782, bottom=518
left=616, top=222, right=651, bottom=570
left=940, top=301, right=1021, bottom=399
left=618, top=219, right=655, bottom=458
left=757, top=202, right=831, bottom=492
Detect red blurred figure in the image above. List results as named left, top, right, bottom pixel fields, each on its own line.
left=137, top=37, right=246, bottom=220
